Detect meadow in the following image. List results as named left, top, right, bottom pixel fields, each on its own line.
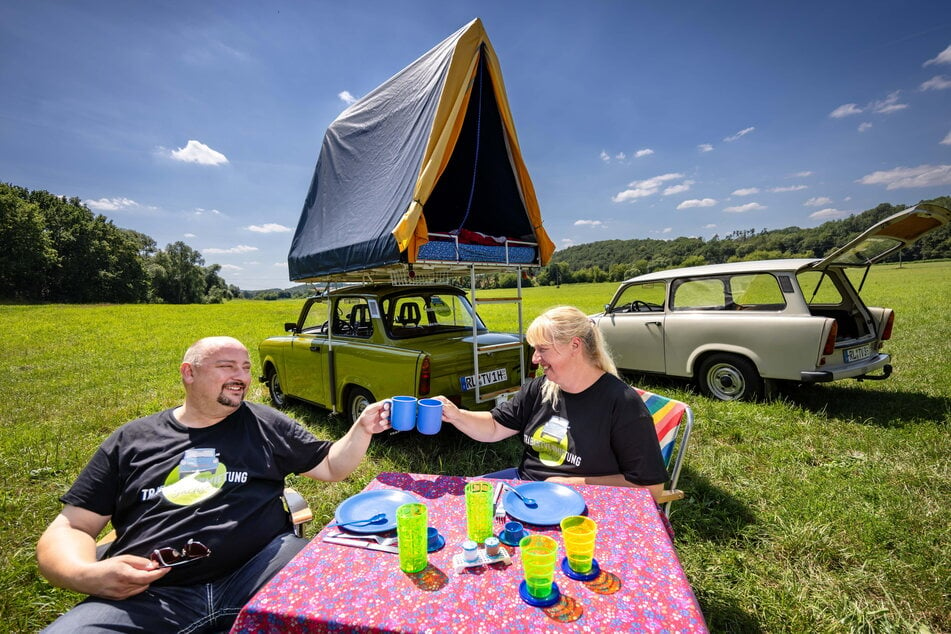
left=1, top=260, right=948, bottom=632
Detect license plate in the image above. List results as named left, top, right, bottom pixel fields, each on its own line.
left=460, top=368, right=508, bottom=391
left=844, top=344, right=872, bottom=363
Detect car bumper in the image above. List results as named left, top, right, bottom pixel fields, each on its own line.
left=800, top=353, right=892, bottom=383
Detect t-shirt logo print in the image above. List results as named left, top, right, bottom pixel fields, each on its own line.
left=530, top=416, right=572, bottom=467
left=162, top=448, right=227, bottom=506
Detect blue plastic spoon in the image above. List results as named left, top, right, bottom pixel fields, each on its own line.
left=326, top=513, right=387, bottom=529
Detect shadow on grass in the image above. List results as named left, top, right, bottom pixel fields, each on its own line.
left=777, top=383, right=950, bottom=428
left=670, top=466, right=756, bottom=544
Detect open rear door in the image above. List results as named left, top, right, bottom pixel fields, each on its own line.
left=813, top=203, right=951, bottom=268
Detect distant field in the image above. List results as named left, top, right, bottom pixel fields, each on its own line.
left=1, top=261, right=948, bottom=632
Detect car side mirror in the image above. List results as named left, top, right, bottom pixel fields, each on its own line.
left=604, top=304, right=612, bottom=313
left=284, top=322, right=298, bottom=333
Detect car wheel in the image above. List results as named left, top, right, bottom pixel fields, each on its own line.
left=698, top=353, right=762, bottom=401
left=267, top=366, right=288, bottom=409
left=346, top=386, right=374, bottom=425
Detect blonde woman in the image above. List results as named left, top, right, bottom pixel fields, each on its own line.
left=437, top=306, right=667, bottom=502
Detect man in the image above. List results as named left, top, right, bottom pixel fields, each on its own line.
left=37, top=336, right=391, bottom=632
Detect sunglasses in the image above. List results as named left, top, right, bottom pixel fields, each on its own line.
left=150, top=539, right=211, bottom=568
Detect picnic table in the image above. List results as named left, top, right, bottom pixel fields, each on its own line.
left=231, top=472, right=707, bottom=632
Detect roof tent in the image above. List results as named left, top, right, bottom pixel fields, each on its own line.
left=287, top=18, right=555, bottom=282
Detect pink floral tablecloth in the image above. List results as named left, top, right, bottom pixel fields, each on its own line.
left=231, top=472, right=707, bottom=633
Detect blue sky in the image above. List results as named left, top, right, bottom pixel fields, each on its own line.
left=2, top=1, right=950, bottom=290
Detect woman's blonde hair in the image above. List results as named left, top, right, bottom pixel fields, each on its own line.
left=526, top=306, right=617, bottom=406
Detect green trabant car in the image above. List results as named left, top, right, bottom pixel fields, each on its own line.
left=259, top=284, right=531, bottom=422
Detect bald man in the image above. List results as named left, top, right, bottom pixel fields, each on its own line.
left=37, top=336, right=391, bottom=632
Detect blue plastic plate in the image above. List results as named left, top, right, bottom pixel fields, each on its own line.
left=333, top=490, right=419, bottom=533
left=503, top=482, right=586, bottom=526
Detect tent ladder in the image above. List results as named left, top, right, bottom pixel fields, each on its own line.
left=468, top=264, right=527, bottom=405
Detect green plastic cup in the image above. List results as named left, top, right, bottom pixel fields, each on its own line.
left=519, top=534, right=559, bottom=598
left=561, top=515, right=597, bottom=573
left=396, top=503, right=428, bottom=573
left=464, top=481, right=494, bottom=543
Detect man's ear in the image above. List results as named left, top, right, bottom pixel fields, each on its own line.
left=180, top=362, right=195, bottom=384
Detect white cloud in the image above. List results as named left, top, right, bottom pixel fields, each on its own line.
left=170, top=140, right=228, bottom=165
left=194, top=208, right=223, bottom=216
left=704, top=223, right=717, bottom=229
left=635, top=148, right=654, bottom=158
left=615, top=152, right=627, bottom=160
left=599, top=150, right=610, bottom=162
left=770, top=185, right=808, bottom=193
left=810, top=208, right=849, bottom=220
left=805, top=196, right=833, bottom=207
left=723, top=127, right=755, bottom=142
left=858, top=122, right=873, bottom=132
left=575, top=219, right=605, bottom=228
left=698, top=143, right=714, bottom=153
left=871, top=91, right=908, bottom=114
left=857, top=164, right=951, bottom=189
left=830, top=103, right=862, bottom=118
left=723, top=202, right=766, bottom=213
left=792, top=171, right=813, bottom=178
left=677, top=198, right=717, bottom=209
left=273, top=262, right=288, bottom=268
left=184, top=233, right=196, bottom=238
left=732, top=187, right=759, bottom=196
left=247, top=223, right=291, bottom=233
left=942, top=131, right=951, bottom=145
left=920, top=75, right=951, bottom=91
left=560, top=238, right=575, bottom=248
left=612, top=173, right=683, bottom=203
left=338, top=90, right=357, bottom=105
left=220, top=264, right=243, bottom=272
left=923, top=44, right=951, bottom=67
left=85, top=197, right=139, bottom=211
left=203, top=245, right=259, bottom=255
left=661, top=227, right=672, bottom=234
left=664, top=180, right=694, bottom=196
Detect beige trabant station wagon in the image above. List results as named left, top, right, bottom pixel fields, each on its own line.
left=591, top=203, right=950, bottom=400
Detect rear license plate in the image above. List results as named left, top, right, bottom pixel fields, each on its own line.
left=460, top=368, right=508, bottom=391
left=844, top=344, right=872, bottom=363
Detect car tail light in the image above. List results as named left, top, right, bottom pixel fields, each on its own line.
left=419, top=356, right=431, bottom=395
left=881, top=312, right=894, bottom=341
left=822, top=322, right=838, bottom=356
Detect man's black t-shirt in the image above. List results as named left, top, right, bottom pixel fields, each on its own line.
left=61, top=402, right=331, bottom=585
left=491, top=374, right=668, bottom=486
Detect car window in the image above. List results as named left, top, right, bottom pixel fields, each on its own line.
left=333, top=297, right=373, bottom=338
left=797, top=270, right=845, bottom=305
left=384, top=293, right=482, bottom=337
left=671, top=278, right=727, bottom=310
left=612, top=282, right=665, bottom=312
left=728, top=274, right=787, bottom=310
left=301, top=299, right=329, bottom=333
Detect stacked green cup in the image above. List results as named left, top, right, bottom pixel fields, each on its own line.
left=519, top=534, right=559, bottom=599
left=464, top=481, right=494, bottom=543
left=396, top=503, right=428, bottom=573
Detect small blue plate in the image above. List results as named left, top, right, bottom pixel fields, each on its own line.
left=503, top=482, right=585, bottom=526
left=333, top=490, right=419, bottom=534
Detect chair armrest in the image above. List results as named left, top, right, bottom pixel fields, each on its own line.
left=656, top=489, right=685, bottom=504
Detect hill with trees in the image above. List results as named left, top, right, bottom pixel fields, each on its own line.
left=533, top=196, right=950, bottom=286
left=0, top=183, right=238, bottom=303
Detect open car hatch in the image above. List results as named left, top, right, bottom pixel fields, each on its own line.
left=812, top=203, right=951, bottom=269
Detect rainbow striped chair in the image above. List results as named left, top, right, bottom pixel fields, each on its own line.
left=636, top=388, right=694, bottom=517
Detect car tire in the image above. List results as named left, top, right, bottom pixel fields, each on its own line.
left=345, top=386, right=375, bottom=425
left=267, top=366, right=288, bottom=409
left=697, top=353, right=762, bottom=401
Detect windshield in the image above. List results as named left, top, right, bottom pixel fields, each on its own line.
left=383, top=292, right=485, bottom=338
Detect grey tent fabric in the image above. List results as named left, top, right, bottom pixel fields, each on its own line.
left=287, top=19, right=552, bottom=282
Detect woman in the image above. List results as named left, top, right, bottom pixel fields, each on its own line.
left=437, top=306, right=668, bottom=501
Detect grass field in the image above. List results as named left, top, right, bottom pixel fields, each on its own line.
left=2, top=261, right=949, bottom=632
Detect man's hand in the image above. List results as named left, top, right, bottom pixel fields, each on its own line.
left=73, top=555, right=171, bottom=599
left=355, top=399, right=391, bottom=435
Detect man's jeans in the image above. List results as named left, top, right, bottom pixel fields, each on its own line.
left=42, top=532, right=307, bottom=633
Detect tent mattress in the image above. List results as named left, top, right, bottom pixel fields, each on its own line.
left=417, top=240, right=537, bottom=264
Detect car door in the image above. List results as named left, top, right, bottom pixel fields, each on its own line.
left=285, top=297, right=329, bottom=405
left=597, top=281, right=667, bottom=374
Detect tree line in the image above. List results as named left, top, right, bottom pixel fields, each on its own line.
left=0, top=183, right=238, bottom=303
left=530, top=197, right=951, bottom=286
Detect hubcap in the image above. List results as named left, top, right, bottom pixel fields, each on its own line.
left=708, top=363, right=745, bottom=400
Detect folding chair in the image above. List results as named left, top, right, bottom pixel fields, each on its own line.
left=635, top=388, right=694, bottom=517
